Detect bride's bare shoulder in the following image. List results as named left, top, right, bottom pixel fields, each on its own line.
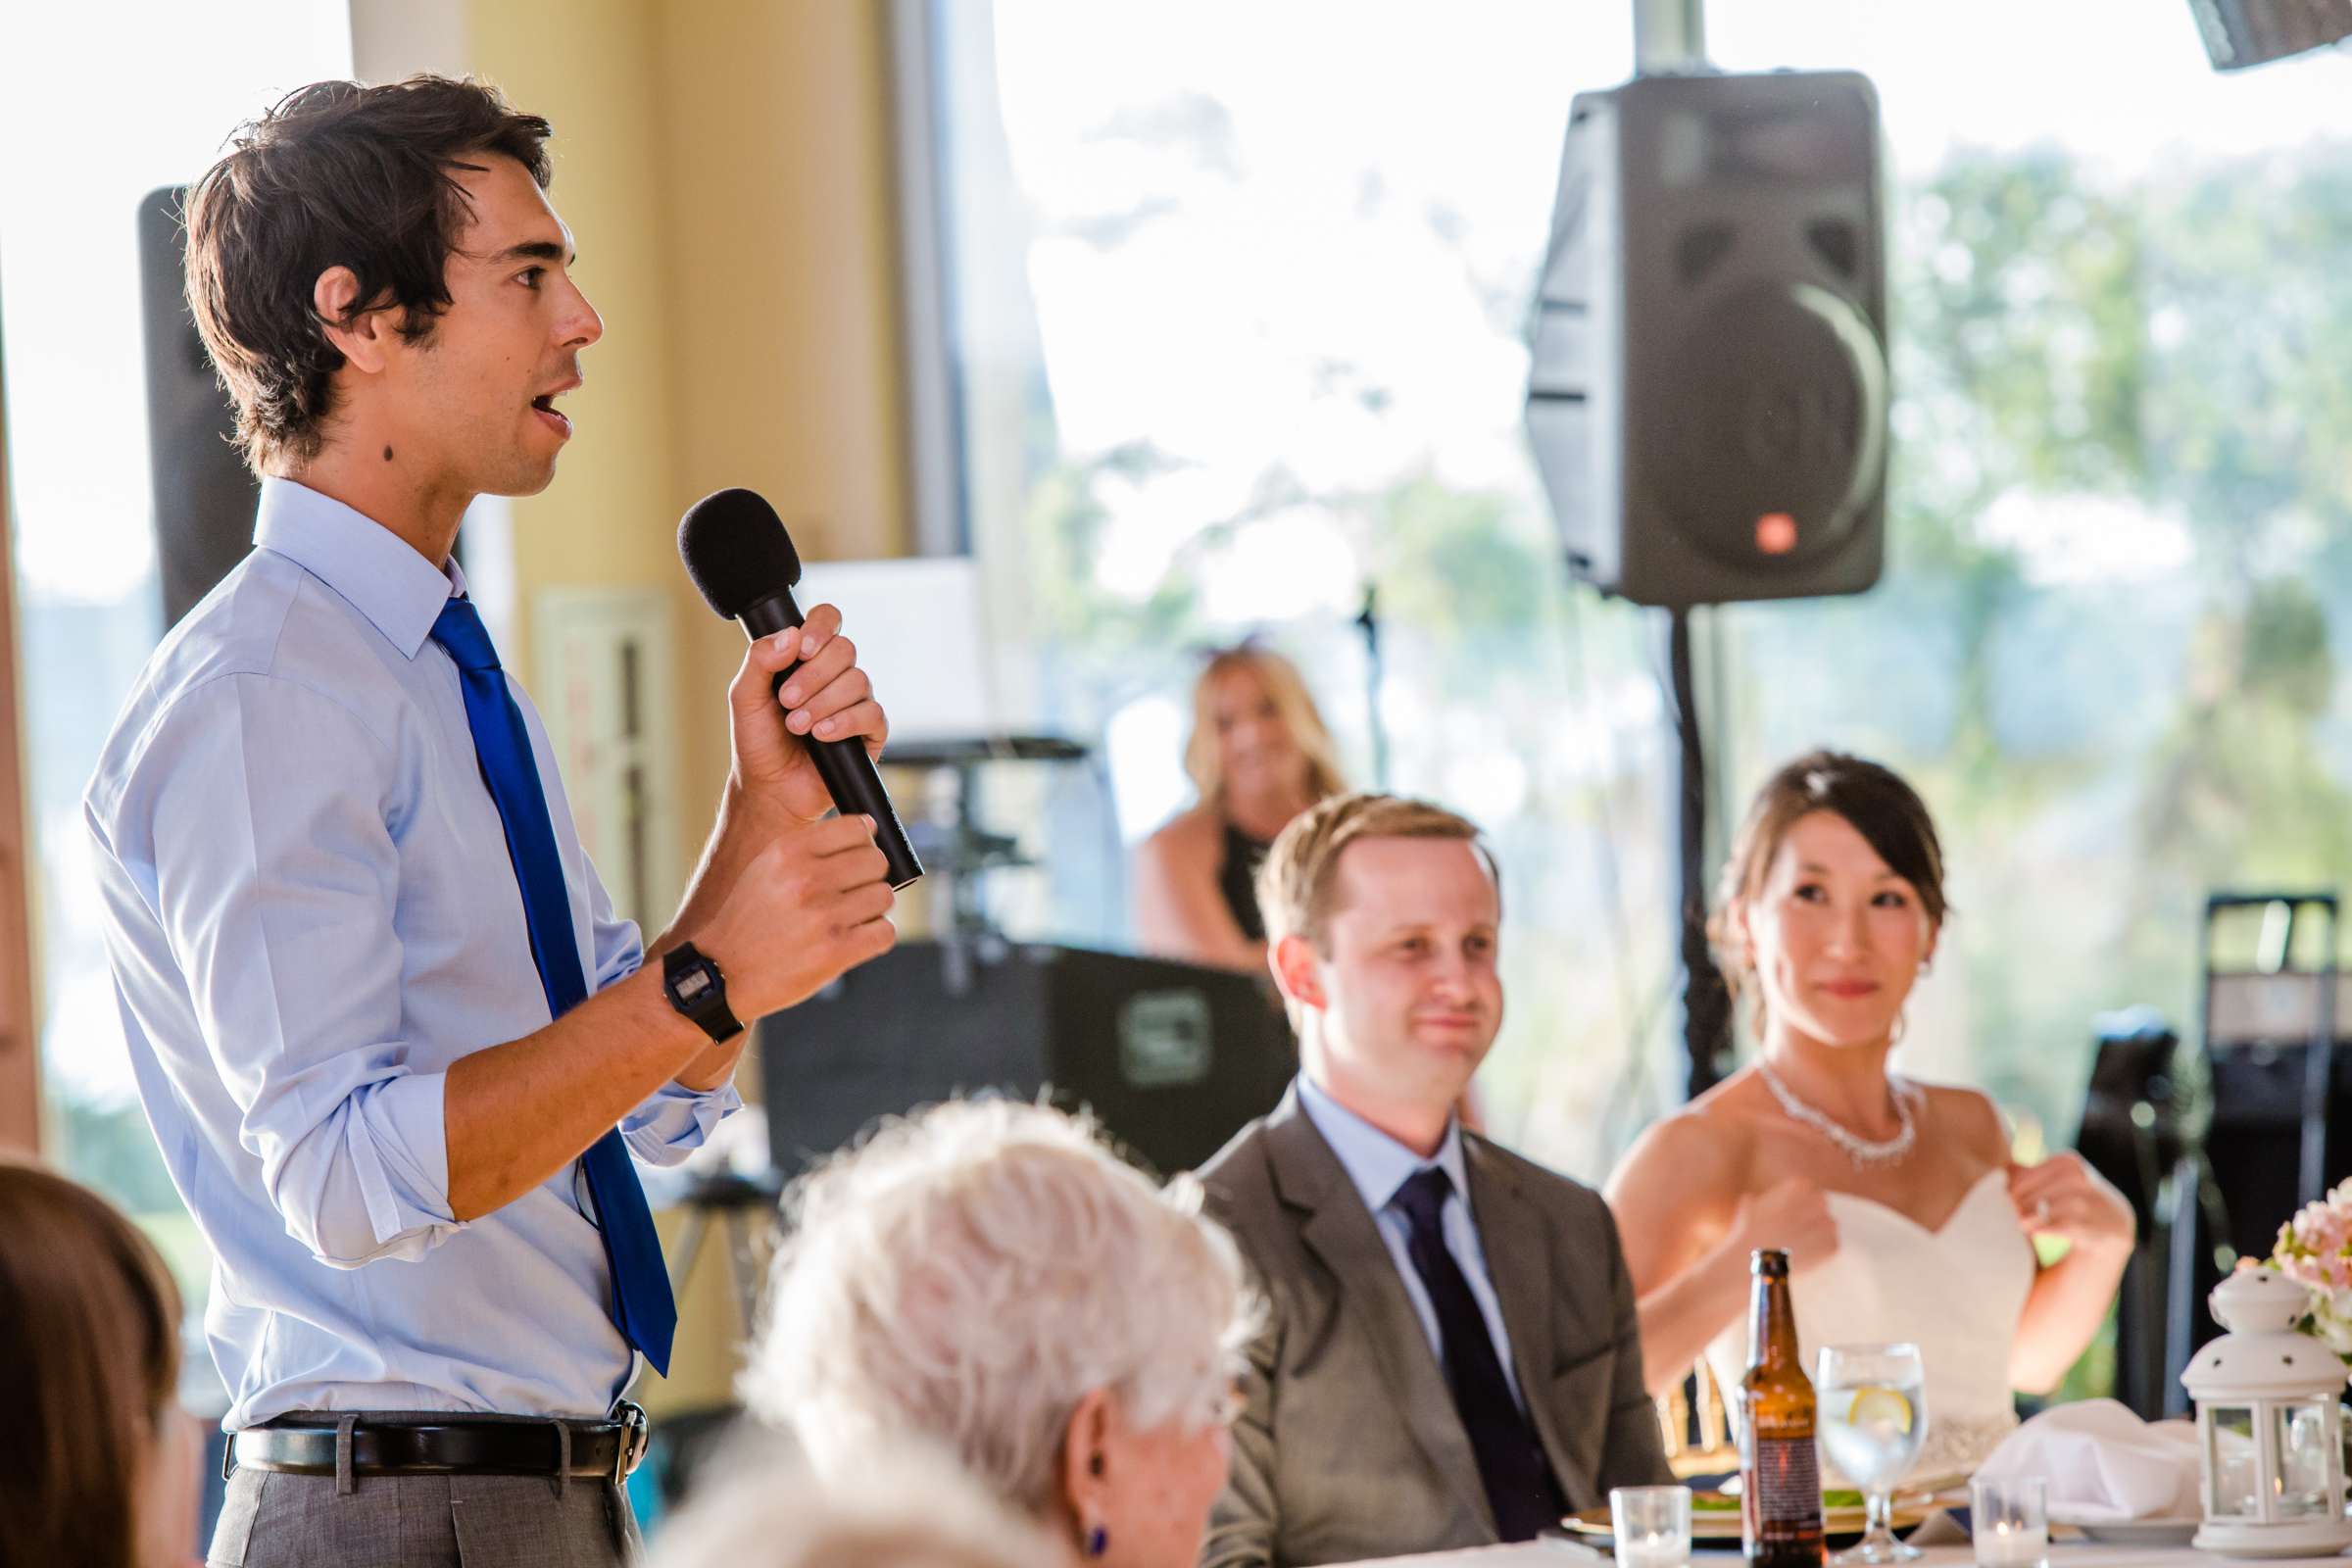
left=1605, top=1076, right=1762, bottom=1203
left=1907, top=1079, right=2010, bottom=1164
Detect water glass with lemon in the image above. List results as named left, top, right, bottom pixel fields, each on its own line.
left=1815, top=1344, right=1929, bottom=1564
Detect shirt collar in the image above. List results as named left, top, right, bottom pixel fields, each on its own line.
left=252, top=476, right=466, bottom=659
left=1296, top=1072, right=1469, bottom=1217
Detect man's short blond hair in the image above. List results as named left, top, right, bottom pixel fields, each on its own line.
left=1254, top=792, right=1494, bottom=952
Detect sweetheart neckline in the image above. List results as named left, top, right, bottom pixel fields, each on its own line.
left=1817, top=1167, right=2010, bottom=1240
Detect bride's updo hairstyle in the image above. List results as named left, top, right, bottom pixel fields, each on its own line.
left=1710, top=750, right=1950, bottom=1025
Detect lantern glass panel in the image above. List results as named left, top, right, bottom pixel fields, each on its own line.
left=2209, top=1406, right=2258, bottom=1519
left=2273, top=1402, right=2333, bottom=1519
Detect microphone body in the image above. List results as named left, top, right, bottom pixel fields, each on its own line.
left=735, top=587, right=922, bottom=889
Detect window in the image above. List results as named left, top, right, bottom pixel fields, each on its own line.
left=922, top=0, right=2352, bottom=1200
left=923, top=0, right=1674, bottom=1178
left=1705, top=1, right=2352, bottom=1146
left=0, top=5, right=354, bottom=1319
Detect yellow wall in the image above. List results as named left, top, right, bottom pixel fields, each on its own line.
left=466, top=0, right=913, bottom=907
left=450, top=0, right=915, bottom=1412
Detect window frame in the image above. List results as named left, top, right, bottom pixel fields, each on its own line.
left=0, top=326, right=42, bottom=1153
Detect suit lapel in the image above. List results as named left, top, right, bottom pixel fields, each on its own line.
left=1465, top=1137, right=1581, bottom=1503
left=1265, top=1092, right=1496, bottom=1536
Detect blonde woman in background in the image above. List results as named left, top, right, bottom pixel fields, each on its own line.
left=740, top=1100, right=1256, bottom=1568
left=1135, top=646, right=1348, bottom=973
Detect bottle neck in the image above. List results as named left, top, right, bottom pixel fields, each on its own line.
left=1747, top=1270, right=1801, bottom=1372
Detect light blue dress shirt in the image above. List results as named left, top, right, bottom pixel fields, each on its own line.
left=1294, top=1073, right=1526, bottom=1407
left=84, top=477, right=739, bottom=1430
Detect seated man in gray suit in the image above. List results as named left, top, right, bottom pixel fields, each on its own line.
left=1198, top=792, right=1671, bottom=1568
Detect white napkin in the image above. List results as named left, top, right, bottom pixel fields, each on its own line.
left=1970, top=1399, right=2201, bottom=1522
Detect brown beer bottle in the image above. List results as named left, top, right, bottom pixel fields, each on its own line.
left=1739, top=1249, right=1825, bottom=1568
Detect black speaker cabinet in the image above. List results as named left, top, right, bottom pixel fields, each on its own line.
left=2074, top=1014, right=2187, bottom=1419
left=139, top=185, right=258, bottom=631
left=1526, top=71, right=1887, bottom=609
left=758, top=941, right=1297, bottom=1179
left=2163, top=1041, right=2352, bottom=1410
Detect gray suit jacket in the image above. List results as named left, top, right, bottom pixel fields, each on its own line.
left=1196, top=1086, right=1671, bottom=1568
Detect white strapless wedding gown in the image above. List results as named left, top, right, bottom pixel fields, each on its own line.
left=1701, top=1169, right=2036, bottom=1480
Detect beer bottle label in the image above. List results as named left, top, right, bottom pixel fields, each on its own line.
left=1741, top=1435, right=1825, bottom=1558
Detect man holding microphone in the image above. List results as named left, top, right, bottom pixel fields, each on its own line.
left=84, top=76, right=895, bottom=1565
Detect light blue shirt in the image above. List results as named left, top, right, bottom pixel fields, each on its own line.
left=1294, top=1074, right=1526, bottom=1407
left=84, top=477, right=739, bottom=1430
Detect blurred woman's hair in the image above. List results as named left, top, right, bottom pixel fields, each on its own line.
left=1182, top=645, right=1348, bottom=808
left=0, top=1159, right=184, bottom=1568
left=740, top=1099, right=1255, bottom=1517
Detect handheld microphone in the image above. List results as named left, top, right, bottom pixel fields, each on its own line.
left=678, top=487, right=922, bottom=890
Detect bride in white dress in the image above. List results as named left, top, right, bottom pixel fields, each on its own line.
left=1604, top=751, right=2135, bottom=1479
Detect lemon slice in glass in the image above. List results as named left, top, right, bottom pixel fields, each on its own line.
left=1845, top=1386, right=1914, bottom=1433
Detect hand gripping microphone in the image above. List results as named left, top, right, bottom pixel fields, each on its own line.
left=678, top=487, right=922, bottom=889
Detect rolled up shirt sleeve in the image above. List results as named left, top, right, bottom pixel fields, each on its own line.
left=623, top=1080, right=744, bottom=1164
left=576, top=843, right=742, bottom=1164
left=142, top=674, right=461, bottom=1267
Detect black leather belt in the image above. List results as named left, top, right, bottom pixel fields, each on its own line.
left=226, top=1402, right=650, bottom=1485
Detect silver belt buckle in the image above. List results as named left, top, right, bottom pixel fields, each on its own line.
left=611, top=1399, right=651, bottom=1484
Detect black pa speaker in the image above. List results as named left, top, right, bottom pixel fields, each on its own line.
left=2073, top=1010, right=2189, bottom=1418
left=2190, top=0, right=2352, bottom=70
left=139, top=186, right=258, bottom=631
left=1526, top=71, right=1888, bottom=609
left=759, top=941, right=1298, bottom=1179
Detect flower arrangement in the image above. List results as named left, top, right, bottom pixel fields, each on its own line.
left=2271, top=1176, right=2352, bottom=1361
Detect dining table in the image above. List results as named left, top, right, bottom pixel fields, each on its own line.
left=1336, top=1540, right=2352, bottom=1567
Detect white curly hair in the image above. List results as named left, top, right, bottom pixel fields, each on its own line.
left=739, top=1099, right=1255, bottom=1516
left=648, top=1439, right=1066, bottom=1568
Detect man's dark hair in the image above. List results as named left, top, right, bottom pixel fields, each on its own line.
left=183, top=74, right=553, bottom=473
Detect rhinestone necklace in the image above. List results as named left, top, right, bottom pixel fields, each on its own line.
left=1755, top=1057, right=1918, bottom=1168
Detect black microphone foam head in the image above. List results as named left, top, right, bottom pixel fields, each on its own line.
left=677, top=487, right=804, bottom=619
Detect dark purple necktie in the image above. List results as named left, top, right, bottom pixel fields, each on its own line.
left=1393, top=1165, right=1566, bottom=1542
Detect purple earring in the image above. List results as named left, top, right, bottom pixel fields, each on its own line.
left=1086, top=1525, right=1109, bottom=1557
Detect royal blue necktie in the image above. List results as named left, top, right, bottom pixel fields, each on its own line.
left=430, top=597, right=677, bottom=1376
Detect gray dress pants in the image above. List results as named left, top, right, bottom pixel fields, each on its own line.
left=208, top=1464, right=641, bottom=1567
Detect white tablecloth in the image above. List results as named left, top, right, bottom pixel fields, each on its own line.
left=1335, top=1542, right=2352, bottom=1568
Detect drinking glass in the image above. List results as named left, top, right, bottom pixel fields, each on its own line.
left=1816, top=1343, right=1929, bottom=1564
left=1969, top=1476, right=2048, bottom=1568
left=1610, top=1485, right=1691, bottom=1568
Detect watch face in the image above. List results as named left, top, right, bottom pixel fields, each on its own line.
left=667, top=948, right=739, bottom=1041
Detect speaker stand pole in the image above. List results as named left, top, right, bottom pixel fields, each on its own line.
left=1355, top=583, right=1391, bottom=791
left=1633, top=0, right=1706, bottom=74
left=1669, top=606, right=1733, bottom=1100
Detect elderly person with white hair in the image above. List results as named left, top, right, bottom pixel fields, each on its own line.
left=741, top=1100, right=1255, bottom=1568
left=650, top=1444, right=1062, bottom=1568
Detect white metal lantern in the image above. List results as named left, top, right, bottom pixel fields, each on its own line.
left=2180, top=1266, right=2352, bottom=1558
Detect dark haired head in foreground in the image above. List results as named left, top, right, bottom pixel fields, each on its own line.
left=0, top=1161, right=194, bottom=1568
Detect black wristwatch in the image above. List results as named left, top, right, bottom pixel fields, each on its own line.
left=662, top=942, right=744, bottom=1044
